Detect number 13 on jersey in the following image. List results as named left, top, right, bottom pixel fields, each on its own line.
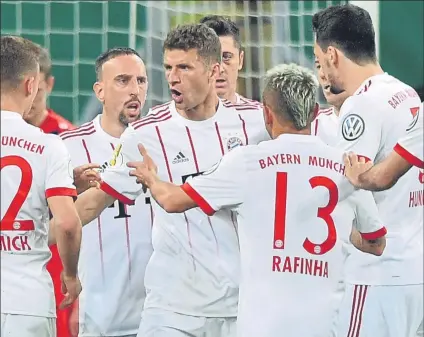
left=273, top=172, right=338, bottom=255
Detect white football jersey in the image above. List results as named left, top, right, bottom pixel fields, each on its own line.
left=394, top=102, right=424, bottom=169
left=337, top=73, right=423, bottom=285
left=312, top=107, right=338, bottom=145
left=182, top=134, right=386, bottom=337
left=1, top=111, right=76, bottom=317
left=100, top=99, right=269, bottom=316
left=60, top=115, right=153, bottom=336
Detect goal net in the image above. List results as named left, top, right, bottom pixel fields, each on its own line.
left=0, top=0, right=347, bottom=124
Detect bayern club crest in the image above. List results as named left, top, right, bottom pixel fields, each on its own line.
left=226, top=136, right=243, bottom=151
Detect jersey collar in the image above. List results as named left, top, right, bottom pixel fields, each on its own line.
left=169, top=97, right=227, bottom=129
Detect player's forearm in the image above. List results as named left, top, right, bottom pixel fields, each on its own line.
left=358, top=152, right=412, bottom=191
left=55, top=215, right=82, bottom=277
left=350, top=228, right=386, bottom=256
left=150, top=179, right=195, bottom=213
left=74, top=187, right=115, bottom=225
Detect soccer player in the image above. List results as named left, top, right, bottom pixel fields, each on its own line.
left=126, top=63, right=387, bottom=337
left=50, top=23, right=268, bottom=337
left=24, top=44, right=75, bottom=134
left=24, top=41, right=79, bottom=337
left=1, top=35, right=82, bottom=337
left=313, top=4, right=423, bottom=336
left=199, top=15, right=256, bottom=105
left=55, top=47, right=152, bottom=337
left=344, top=102, right=423, bottom=190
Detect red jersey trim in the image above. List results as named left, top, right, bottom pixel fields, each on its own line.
left=60, top=122, right=95, bottom=140
left=133, top=111, right=172, bottom=130
left=46, top=187, right=77, bottom=198
left=181, top=183, right=215, bottom=216
left=360, top=226, right=387, bottom=241
left=393, top=143, right=424, bottom=169
left=99, top=181, right=135, bottom=205
left=223, top=101, right=262, bottom=111
left=0, top=219, right=35, bottom=231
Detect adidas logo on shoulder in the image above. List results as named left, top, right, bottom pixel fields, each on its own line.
left=172, top=151, right=189, bottom=164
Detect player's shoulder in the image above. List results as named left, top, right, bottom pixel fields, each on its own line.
left=59, top=120, right=96, bottom=141
left=222, top=98, right=263, bottom=112
left=132, top=101, right=174, bottom=131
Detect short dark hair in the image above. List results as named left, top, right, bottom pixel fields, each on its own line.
left=25, top=42, right=52, bottom=78
left=1, top=36, right=39, bottom=92
left=199, top=15, right=242, bottom=50
left=312, top=4, right=377, bottom=63
left=163, top=23, right=221, bottom=65
left=95, top=47, right=142, bottom=80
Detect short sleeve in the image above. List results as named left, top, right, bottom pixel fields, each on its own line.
left=351, top=190, right=387, bottom=240
left=99, top=126, right=143, bottom=205
left=45, top=136, right=77, bottom=199
left=337, top=96, right=381, bottom=161
left=393, top=106, right=424, bottom=169
left=181, top=146, right=247, bottom=216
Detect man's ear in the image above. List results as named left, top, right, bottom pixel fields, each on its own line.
left=93, top=81, right=104, bottom=102
left=312, top=102, right=320, bottom=120
left=24, top=76, right=36, bottom=97
left=46, top=75, right=55, bottom=94
left=211, top=63, right=221, bottom=80
left=263, top=104, right=273, bottom=126
left=238, top=50, right=244, bottom=71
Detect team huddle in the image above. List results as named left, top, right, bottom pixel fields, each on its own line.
left=1, top=4, right=423, bottom=337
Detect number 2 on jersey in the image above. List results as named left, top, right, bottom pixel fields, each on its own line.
left=0, top=156, right=34, bottom=230
left=273, top=172, right=338, bottom=255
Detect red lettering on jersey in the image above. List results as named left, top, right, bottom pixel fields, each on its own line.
left=258, top=153, right=301, bottom=169
left=0, top=235, right=32, bottom=251
left=388, top=89, right=418, bottom=109
left=272, top=255, right=328, bottom=278
left=419, top=171, right=424, bottom=184
left=308, top=156, right=345, bottom=175
left=409, top=190, right=423, bottom=208
left=1, top=136, right=44, bottom=154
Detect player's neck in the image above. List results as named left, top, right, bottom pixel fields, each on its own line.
left=178, top=93, right=220, bottom=121
left=29, top=108, right=49, bottom=127
left=345, top=62, right=384, bottom=95
left=100, top=112, right=126, bottom=138
left=225, top=91, right=238, bottom=104
left=0, top=96, right=25, bottom=117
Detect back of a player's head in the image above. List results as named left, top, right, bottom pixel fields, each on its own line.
left=34, top=45, right=52, bottom=79
left=95, top=47, right=142, bottom=80
left=1, top=35, right=39, bottom=93
left=163, top=24, right=221, bottom=66
left=199, top=15, right=242, bottom=50
left=312, top=4, right=377, bottom=64
left=263, top=63, right=318, bottom=130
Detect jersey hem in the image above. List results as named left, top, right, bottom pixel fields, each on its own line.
left=78, top=329, right=138, bottom=337
left=181, top=183, right=215, bottom=216
left=0, top=309, right=56, bottom=318
left=394, top=143, right=424, bottom=169
left=99, top=181, right=135, bottom=205
left=345, top=280, right=424, bottom=286
left=143, top=304, right=237, bottom=318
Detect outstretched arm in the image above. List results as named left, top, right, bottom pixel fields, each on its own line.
left=343, top=151, right=412, bottom=191
left=127, top=144, right=196, bottom=213
left=49, top=187, right=116, bottom=246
